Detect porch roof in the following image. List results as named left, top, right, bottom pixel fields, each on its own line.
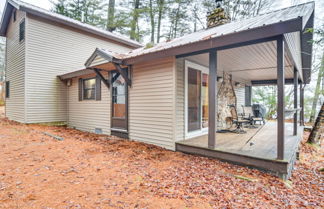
left=60, top=2, right=314, bottom=83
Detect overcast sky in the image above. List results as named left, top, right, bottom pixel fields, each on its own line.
left=0, top=0, right=314, bottom=16
left=1, top=0, right=322, bottom=23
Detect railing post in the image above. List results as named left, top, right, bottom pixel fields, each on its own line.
left=208, top=50, right=217, bottom=149
left=277, top=36, right=285, bottom=160
left=293, top=67, right=298, bottom=135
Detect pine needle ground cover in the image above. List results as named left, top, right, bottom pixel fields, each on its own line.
left=0, top=107, right=322, bottom=208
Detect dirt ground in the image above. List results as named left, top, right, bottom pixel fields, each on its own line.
left=0, top=106, right=323, bottom=209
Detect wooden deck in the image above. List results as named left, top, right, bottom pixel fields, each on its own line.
left=176, top=122, right=304, bottom=179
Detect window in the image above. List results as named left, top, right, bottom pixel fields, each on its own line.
left=112, top=72, right=126, bottom=118
left=13, top=10, right=16, bottom=22
left=19, top=19, right=25, bottom=42
left=5, top=81, right=10, bottom=98
left=83, top=78, right=96, bottom=100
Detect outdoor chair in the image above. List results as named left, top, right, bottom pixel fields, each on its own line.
left=230, top=106, right=250, bottom=134
left=242, top=106, right=265, bottom=127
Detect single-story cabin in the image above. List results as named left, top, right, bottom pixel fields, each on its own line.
left=0, top=0, right=314, bottom=179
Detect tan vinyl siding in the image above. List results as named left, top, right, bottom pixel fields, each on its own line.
left=5, top=10, right=26, bottom=123
left=67, top=73, right=110, bottom=135
left=89, top=55, right=107, bottom=67
left=175, top=58, right=185, bottom=142
left=129, top=57, right=176, bottom=150
left=25, top=14, right=133, bottom=123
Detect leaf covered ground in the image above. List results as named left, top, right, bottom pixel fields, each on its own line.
left=0, top=111, right=323, bottom=208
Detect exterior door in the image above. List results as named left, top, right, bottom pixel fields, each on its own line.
left=185, top=61, right=209, bottom=139
left=111, top=71, right=128, bottom=132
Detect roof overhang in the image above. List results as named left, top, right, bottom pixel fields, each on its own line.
left=124, top=18, right=303, bottom=65
left=300, top=11, right=314, bottom=84
left=58, top=68, right=94, bottom=80
left=59, top=48, right=122, bottom=80
left=84, top=48, right=122, bottom=67
left=0, top=1, right=16, bottom=36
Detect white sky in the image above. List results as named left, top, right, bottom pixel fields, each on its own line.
left=0, top=0, right=319, bottom=17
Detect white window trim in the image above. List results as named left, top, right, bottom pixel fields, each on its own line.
left=184, top=60, right=209, bottom=140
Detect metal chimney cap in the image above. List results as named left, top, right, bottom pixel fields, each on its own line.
left=216, top=0, right=223, bottom=8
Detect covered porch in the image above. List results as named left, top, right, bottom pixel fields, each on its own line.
left=171, top=4, right=314, bottom=178
left=176, top=122, right=304, bottom=178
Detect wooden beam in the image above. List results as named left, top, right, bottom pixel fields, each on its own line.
left=251, top=78, right=303, bottom=86
left=113, top=63, right=132, bottom=86
left=300, top=84, right=305, bottom=126
left=293, top=67, right=298, bottom=135
left=277, top=36, right=285, bottom=160
left=92, top=68, right=110, bottom=88
left=208, top=50, right=217, bottom=149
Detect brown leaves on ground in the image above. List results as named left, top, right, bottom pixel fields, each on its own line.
left=0, top=115, right=323, bottom=208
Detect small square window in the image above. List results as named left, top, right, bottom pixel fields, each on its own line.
left=19, top=19, right=25, bottom=42
left=5, top=81, right=10, bottom=98
left=83, top=78, right=96, bottom=100
left=13, top=10, right=16, bottom=22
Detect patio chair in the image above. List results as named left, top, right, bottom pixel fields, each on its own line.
left=230, top=106, right=250, bottom=134
left=242, top=106, right=265, bottom=127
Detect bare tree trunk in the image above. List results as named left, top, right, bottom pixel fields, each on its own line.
left=173, top=2, right=181, bottom=38
left=149, top=0, right=155, bottom=43
left=156, top=0, right=164, bottom=43
left=130, top=0, right=140, bottom=41
left=309, top=52, right=324, bottom=123
left=308, top=102, right=324, bottom=144
left=107, top=0, right=115, bottom=32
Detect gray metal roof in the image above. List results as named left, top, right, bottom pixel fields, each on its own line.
left=0, top=0, right=143, bottom=48
left=120, top=1, right=314, bottom=59
left=90, top=1, right=314, bottom=83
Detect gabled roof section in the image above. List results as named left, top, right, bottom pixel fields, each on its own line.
left=0, top=0, right=143, bottom=48
left=85, top=48, right=122, bottom=68
left=120, top=1, right=314, bottom=61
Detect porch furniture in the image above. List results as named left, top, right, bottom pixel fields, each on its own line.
left=252, top=104, right=266, bottom=125
left=230, top=106, right=250, bottom=134
left=284, top=108, right=301, bottom=118
left=242, top=106, right=265, bottom=127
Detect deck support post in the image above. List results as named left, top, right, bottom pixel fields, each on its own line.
left=293, top=67, right=298, bottom=135
left=208, top=50, right=217, bottom=149
left=277, top=36, right=285, bottom=160
left=300, top=84, right=305, bottom=126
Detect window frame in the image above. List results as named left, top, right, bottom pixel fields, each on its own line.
left=82, top=77, right=96, bottom=100
left=184, top=60, right=209, bottom=139
left=19, top=18, right=25, bottom=42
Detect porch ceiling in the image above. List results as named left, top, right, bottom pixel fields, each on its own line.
left=186, top=40, right=295, bottom=84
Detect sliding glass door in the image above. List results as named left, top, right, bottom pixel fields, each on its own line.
left=188, top=68, right=201, bottom=132
left=185, top=61, right=209, bottom=138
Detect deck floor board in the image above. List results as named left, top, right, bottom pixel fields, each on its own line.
left=176, top=122, right=303, bottom=161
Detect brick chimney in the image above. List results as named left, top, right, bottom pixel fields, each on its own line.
left=207, top=0, right=230, bottom=28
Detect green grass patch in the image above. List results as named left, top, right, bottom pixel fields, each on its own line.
left=35, top=121, right=67, bottom=127
left=234, top=175, right=258, bottom=182
left=306, top=142, right=320, bottom=149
